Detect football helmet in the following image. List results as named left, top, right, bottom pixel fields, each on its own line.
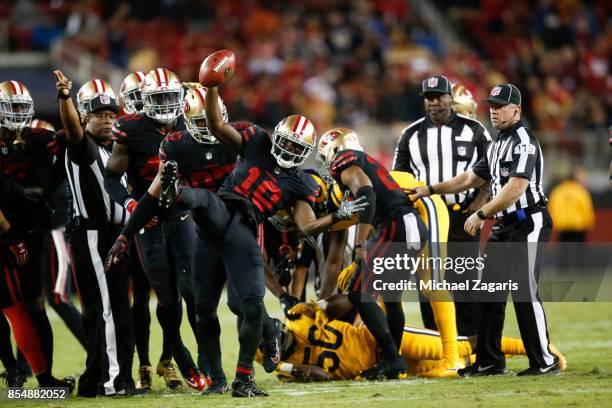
left=317, top=128, right=363, bottom=182
left=271, top=115, right=316, bottom=168
left=30, top=119, right=56, bottom=132
left=0, top=80, right=34, bottom=131
left=183, top=87, right=228, bottom=144
left=119, top=71, right=146, bottom=114
left=452, top=84, right=477, bottom=118
left=141, top=68, right=184, bottom=124
left=76, top=79, right=119, bottom=116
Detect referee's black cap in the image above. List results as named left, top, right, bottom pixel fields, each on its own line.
left=483, top=83, right=522, bottom=106
left=421, top=75, right=452, bottom=95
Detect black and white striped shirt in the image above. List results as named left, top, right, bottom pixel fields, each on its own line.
left=472, top=121, right=546, bottom=218
left=64, top=134, right=128, bottom=225
left=393, top=112, right=492, bottom=205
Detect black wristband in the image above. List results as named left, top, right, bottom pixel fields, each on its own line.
left=427, top=185, right=435, bottom=195
left=57, top=90, right=71, bottom=100
left=476, top=209, right=487, bottom=220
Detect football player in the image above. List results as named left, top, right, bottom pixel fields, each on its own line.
left=104, top=68, right=205, bottom=390
left=319, top=127, right=429, bottom=380
left=0, top=82, right=74, bottom=391
left=117, top=70, right=176, bottom=391
left=256, top=299, right=566, bottom=381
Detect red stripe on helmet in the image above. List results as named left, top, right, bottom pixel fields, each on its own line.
left=292, top=115, right=302, bottom=133
left=195, top=88, right=206, bottom=106
left=135, top=71, right=145, bottom=81
left=154, top=69, right=162, bottom=85
left=9, top=81, right=19, bottom=95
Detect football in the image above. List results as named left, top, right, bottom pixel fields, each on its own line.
left=198, top=50, right=236, bottom=87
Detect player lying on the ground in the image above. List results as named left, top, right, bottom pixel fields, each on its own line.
left=255, top=295, right=567, bottom=381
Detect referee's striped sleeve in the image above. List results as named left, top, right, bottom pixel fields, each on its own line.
left=509, top=128, right=537, bottom=179
left=472, top=156, right=491, bottom=181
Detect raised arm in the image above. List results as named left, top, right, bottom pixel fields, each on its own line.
left=54, top=70, right=84, bottom=145
left=205, top=86, right=244, bottom=154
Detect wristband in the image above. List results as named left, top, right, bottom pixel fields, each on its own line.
left=427, top=185, right=435, bottom=195
left=57, top=89, right=71, bottom=100
left=476, top=209, right=487, bottom=220
left=125, top=199, right=137, bottom=213
left=279, top=363, right=294, bottom=374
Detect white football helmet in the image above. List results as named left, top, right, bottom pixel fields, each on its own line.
left=141, top=68, right=183, bottom=124
left=317, top=127, right=363, bottom=183
left=119, top=71, right=146, bottom=114
left=0, top=81, right=34, bottom=131
left=183, top=87, right=228, bottom=144
left=271, top=115, right=316, bottom=168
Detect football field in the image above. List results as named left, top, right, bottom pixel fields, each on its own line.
left=4, top=295, right=612, bottom=408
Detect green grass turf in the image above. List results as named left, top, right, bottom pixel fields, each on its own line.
left=2, top=294, right=612, bottom=407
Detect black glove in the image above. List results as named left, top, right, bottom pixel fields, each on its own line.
left=279, top=293, right=300, bottom=319
left=3, top=228, right=28, bottom=266
left=274, top=255, right=294, bottom=287
left=104, top=235, right=129, bottom=273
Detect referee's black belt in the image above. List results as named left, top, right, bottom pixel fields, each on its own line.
left=496, top=202, right=546, bottom=225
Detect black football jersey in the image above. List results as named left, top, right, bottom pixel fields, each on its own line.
left=220, top=122, right=318, bottom=220
left=330, top=149, right=414, bottom=226
left=159, top=131, right=237, bottom=192
left=111, top=113, right=185, bottom=198
left=0, top=127, right=56, bottom=232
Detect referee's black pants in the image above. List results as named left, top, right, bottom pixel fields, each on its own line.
left=475, top=207, right=556, bottom=369
left=420, top=208, right=482, bottom=336
left=67, top=224, right=134, bottom=396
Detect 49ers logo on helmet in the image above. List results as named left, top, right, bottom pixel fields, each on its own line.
left=428, top=77, right=438, bottom=87
left=491, top=86, right=502, bottom=96
left=182, top=98, right=189, bottom=114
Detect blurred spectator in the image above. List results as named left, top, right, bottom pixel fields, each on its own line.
left=548, top=165, right=595, bottom=242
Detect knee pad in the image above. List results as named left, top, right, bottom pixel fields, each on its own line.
left=240, top=297, right=264, bottom=319
left=195, top=302, right=219, bottom=322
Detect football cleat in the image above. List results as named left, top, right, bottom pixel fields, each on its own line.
left=549, top=344, right=567, bottom=371
left=183, top=368, right=207, bottom=391
left=516, top=361, right=561, bottom=377
left=136, top=365, right=152, bottom=390
left=201, top=379, right=229, bottom=395
left=39, top=376, right=75, bottom=394
left=3, top=367, right=26, bottom=388
left=231, top=378, right=268, bottom=397
left=418, top=358, right=462, bottom=378
left=156, top=359, right=182, bottom=389
left=458, top=364, right=508, bottom=377
left=114, top=386, right=149, bottom=396
left=262, top=318, right=283, bottom=373
left=159, top=161, right=181, bottom=209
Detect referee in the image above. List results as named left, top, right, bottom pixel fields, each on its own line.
left=411, top=83, right=560, bottom=376
left=54, top=71, right=140, bottom=395
left=393, top=75, right=491, bottom=336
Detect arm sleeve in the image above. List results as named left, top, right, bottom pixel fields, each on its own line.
left=104, top=169, right=131, bottom=206
left=472, top=156, right=492, bottom=181
left=232, top=122, right=258, bottom=156
left=392, top=130, right=411, bottom=171
left=121, top=192, right=158, bottom=238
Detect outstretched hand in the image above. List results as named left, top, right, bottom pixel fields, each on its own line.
left=335, top=190, right=369, bottom=220
left=54, top=70, right=72, bottom=97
